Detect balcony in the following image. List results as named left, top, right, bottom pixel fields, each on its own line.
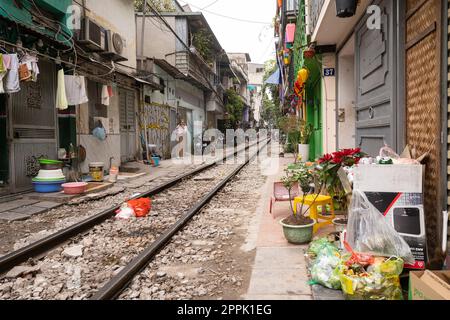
left=175, top=50, right=216, bottom=91
left=308, top=0, right=371, bottom=47
left=309, top=0, right=326, bottom=36
left=284, top=0, right=300, bottom=18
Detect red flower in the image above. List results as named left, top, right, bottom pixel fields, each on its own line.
left=341, top=149, right=354, bottom=157
left=351, top=148, right=361, bottom=155
left=319, top=153, right=333, bottom=164
left=332, top=155, right=343, bottom=164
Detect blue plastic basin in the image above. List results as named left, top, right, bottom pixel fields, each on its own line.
left=32, top=181, right=64, bottom=193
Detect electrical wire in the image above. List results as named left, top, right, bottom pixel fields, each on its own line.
left=143, top=3, right=225, bottom=105
left=201, top=0, right=221, bottom=10
left=182, top=1, right=271, bottom=25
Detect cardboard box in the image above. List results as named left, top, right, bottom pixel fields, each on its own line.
left=409, top=270, right=450, bottom=300
left=353, top=164, right=427, bottom=269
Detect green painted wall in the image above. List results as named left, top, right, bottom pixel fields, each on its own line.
left=0, top=0, right=73, bottom=45
left=291, top=0, right=323, bottom=161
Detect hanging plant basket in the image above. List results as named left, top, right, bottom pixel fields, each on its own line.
left=335, top=0, right=358, bottom=18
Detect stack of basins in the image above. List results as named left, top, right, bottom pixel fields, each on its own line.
left=32, top=159, right=65, bottom=193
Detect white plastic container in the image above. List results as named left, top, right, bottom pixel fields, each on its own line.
left=35, top=169, right=65, bottom=180
left=298, top=144, right=310, bottom=162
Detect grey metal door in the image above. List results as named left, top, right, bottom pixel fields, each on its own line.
left=355, top=0, right=397, bottom=156
left=9, top=60, right=57, bottom=192
left=119, top=88, right=137, bottom=162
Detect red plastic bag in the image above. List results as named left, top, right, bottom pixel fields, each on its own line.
left=126, top=198, right=151, bottom=218
left=344, top=241, right=375, bottom=267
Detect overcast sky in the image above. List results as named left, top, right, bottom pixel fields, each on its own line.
left=178, top=0, right=276, bottom=64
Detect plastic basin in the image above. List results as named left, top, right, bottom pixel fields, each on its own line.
left=35, top=169, right=65, bottom=180
left=32, top=181, right=64, bottom=193
left=61, top=182, right=88, bottom=195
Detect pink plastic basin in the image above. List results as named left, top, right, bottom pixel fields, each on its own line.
left=62, top=182, right=88, bottom=195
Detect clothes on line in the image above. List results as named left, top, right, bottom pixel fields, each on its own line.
left=65, top=75, right=89, bottom=105
left=4, top=54, right=20, bottom=93
left=56, top=68, right=68, bottom=110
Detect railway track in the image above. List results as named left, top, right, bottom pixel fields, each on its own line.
left=0, top=139, right=270, bottom=300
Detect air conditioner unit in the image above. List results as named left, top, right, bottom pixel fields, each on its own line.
left=101, top=30, right=128, bottom=62
left=77, top=17, right=106, bottom=52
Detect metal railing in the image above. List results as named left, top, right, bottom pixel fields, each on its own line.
left=308, top=0, right=326, bottom=35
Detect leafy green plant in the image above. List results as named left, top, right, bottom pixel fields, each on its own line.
left=299, top=121, right=314, bottom=145
left=134, top=0, right=176, bottom=12
left=281, top=162, right=316, bottom=222
left=224, top=89, right=244, bottom=129
left=192, top=29, right=214, bottom=64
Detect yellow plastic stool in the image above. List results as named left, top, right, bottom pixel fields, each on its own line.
left=293, top=194, right=335, bottom=233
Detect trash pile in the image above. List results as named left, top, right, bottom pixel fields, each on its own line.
left=115, top=198, right=152, bottom=219
left=308, top=238, right=405, bottom=300
left=307, top=190, right=414, bottom=300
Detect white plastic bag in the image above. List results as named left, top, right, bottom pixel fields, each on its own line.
left=346, top=190, right=415, bottom=264
left=115, top=204, right=135, bottom=220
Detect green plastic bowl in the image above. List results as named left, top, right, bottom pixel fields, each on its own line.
left=39, top=159, right=63, bottom=165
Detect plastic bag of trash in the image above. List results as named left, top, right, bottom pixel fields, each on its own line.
left=310, top=251, right=342, bottom=290
left=337, top=260, right=404, bottom=300
left=307, top=238, right=339, bottom=258
left=346, top=190, right=415, bottom=264
left=126, top=198, right=151, bottom=218
left=115, top=204, right=135, bottom=220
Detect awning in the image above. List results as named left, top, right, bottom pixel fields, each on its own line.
left=265, top=68, right=281, bottom=85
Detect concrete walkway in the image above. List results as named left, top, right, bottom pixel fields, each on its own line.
left=244, top=154, right=313, bottom=300
left=242, top=149, right=348, bottom=300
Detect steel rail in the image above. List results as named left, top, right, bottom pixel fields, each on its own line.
left=91, top=139, right=270, bottom=300
left=0, top=139, right=267, bottom=274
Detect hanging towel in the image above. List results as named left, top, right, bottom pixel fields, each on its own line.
left=107, top=85, right=113, bottom=97
left=4, top=54, right=20, bottom=93
left=56, top=68, right=68, bottom=110
left=65, top=75, right=89, bottom=105
left=101, top=84, right=110, bottom=106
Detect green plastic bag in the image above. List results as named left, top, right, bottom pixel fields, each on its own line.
left=307, top=238, right=339, bottom=258
left=310, top=251, right=342, bottom=290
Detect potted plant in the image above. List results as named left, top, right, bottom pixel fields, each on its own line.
left=298, top=121, right=314, bottom=162
left=280, top=163, right=317, bottom=244
left=316, top=148, right=366, bottom=230
left=335, top=0, right=358, bottom=18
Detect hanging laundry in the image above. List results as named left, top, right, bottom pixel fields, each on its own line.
left=2, top=54, right=11, bottom=70
left=20, top=54, right=40, bottom=82
left=0, top=54, right=6, bottom=94
left=65, top=75, right=89, bottom=105
left=56, top=68, right=68, bottom=110
left=4, top=54, right=20, bottom=93
left=18, top=63, right=31, bottom=82
left=101, top=84, right=110, bottom=106
left=107, top=85, right=113, bottom=98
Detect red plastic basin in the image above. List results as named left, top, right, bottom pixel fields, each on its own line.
left=61, top=182, right=88, bottom=195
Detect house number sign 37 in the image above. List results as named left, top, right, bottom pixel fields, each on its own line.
left=323, top=68, right=335, bottom=77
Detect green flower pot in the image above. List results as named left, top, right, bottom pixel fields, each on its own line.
left=279, top=219, right=316, bottom=244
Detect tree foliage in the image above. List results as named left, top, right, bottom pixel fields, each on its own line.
left=134, top=0, right=176, bottom=12
left=225, top=89, right=244, bottom=129
left=192, top=29, right=214, bottom=64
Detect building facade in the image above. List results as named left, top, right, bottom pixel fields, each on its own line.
left=278, top=0, right=448, bottom=267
